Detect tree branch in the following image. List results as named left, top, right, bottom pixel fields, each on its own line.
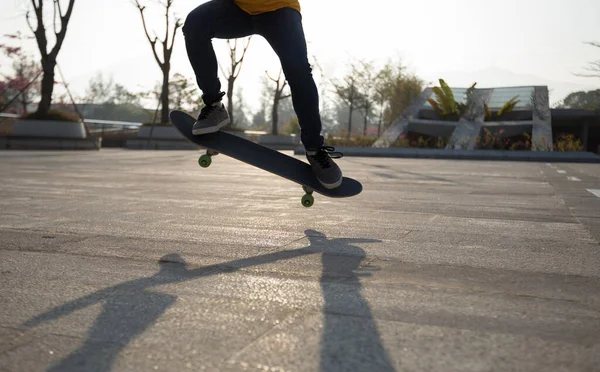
left=232, top=37, right=252, bottom=79
left=30, top=0, right=48, bottom=59
left=164, top=0, right=170, bottom=49
left=26, top=11, right=35, bottom=36
left=218, top=61, right=226, bottom=79
left=167, top=17, right=182, bottom=55
left=53, top=0, right=59, bottom=36
left=49, top=0, right=76, bottom=61
left=135, top=0, right=163, bottom=67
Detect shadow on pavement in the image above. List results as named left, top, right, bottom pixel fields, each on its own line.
left=22, top=230, right=393, bottom=371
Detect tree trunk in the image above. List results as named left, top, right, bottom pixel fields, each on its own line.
left=272, top=91, right=280, bottom=135
left=227, top=77, right=235, bottom=126
left=161, top=64, right=170, bottom=123
left=377, top=98, right=384, bottom=136
left=346, top=83, right=355, bottom=138
left=363, top=108, right=368, bottom=135
left=37, top=59, right=56, bottom=116
left=363, top=101, right=371, bottom=135
left=347, top=102, right=353, bottom=139
left=21, top=93, right=29, bottom=115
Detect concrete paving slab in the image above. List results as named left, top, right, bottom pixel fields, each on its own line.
left=0, top=149, right=599, bottom=372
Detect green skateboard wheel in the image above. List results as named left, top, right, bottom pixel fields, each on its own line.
left=198, top=154, right=212, bottom=168
left=301, top=193, right=314, bottom=207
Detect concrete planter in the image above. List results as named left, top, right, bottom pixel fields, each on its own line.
left=136, top=126, right=248, bottom=140
left=137, top=126, right=184, bottom=140
left=294, top=146, right=600, bottom=163
left=258, top=134, right=300, bottom=150
left=1, top=136, right=100, bottom=150
left=2, top=119, right=100, bottom=150
left=128, top=125, right=248, bottom=150
left=13, top=119, right=87, bottom=139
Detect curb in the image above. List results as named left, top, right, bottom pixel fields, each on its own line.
left=293, top=147, right=600, bottom=163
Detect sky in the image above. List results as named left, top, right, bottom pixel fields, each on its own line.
left=1, top=0, right=599, bottom=112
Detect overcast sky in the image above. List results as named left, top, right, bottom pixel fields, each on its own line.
left=1, top=0, right=599, bottom=111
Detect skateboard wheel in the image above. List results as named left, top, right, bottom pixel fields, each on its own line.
left=198, top=154, right=212, bottom=168
left=301, top=194, right=314, bottom=207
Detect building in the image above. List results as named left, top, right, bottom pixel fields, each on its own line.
left=374, top=86, right=600, bottom=153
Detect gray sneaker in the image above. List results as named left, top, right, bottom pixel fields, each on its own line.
left=306, top=146, right=343, bottom=189
left=192, top=101, right=230, bottom=135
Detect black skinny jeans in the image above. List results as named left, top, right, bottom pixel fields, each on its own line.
left=182, top=0, right=324, bottom=149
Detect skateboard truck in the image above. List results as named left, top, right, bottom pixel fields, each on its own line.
left=197, top=154, right=316, bottom=207
left=302, top=186, right=314, bottom=207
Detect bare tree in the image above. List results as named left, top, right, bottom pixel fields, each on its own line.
left=373, top=65, right=392, bottom=136
left=134, top=0, right=182, bottom=124
left=333, top=63, right=362, bottom=138
left=169, top=73, right=201, bottom=113
left=26, top=0, right=76, bottom=118
left=84, top=72, right=114, bottom=105
left=219, top=37, right=251, bottom=127
left=266, top=68, right=291, bottom=135
left=576, top=41, right=600, bottom=78
left=355, top=60, right=377, bottom=135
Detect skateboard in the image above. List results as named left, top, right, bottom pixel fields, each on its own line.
left=169, top=110, right=362, bottom=207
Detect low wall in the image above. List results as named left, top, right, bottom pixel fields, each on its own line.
left=128, top=126, right=248, bottom=150
left=13, top=119, right=87, bottom=139
left=294, top=147, right=600, bottom=163
left=0, top=119, right=99, bottom=150
left=258, top=134, right=300, bottom=150
left=1, top=136, right=100, bottom=150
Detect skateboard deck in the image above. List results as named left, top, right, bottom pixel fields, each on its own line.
left=169, top=110, right=362, bottom=207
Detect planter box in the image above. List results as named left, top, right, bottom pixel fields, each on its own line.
left=129, top=125, right=248, bottom=149
left=1, top=136, right=100, bottom=150
left=294, top=146, right=600, bottom=163
left=137, top=126, right=185, bottom=140
left=136, top=126, right=248, bottom=141
left=258, top=134, right=300, bottom=150
left=127, top=139, right=197, bottom=150
left=1, top=119, right=99, bottom=150
left=13, top=119, right=87, bottom=139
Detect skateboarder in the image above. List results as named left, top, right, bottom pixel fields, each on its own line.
left=182, top=0, right=343, bottom=189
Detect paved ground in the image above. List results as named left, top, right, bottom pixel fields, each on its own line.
left=1, top=149, right=599, bottom=372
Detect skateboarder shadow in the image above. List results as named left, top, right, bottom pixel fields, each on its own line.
left=22, top=229, right=394, bottom=371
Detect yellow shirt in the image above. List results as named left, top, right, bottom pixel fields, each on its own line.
left=234, top=0, right=300, bottom=15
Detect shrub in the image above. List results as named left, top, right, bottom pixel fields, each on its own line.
left=324, top=135, right=378, bottom=147
left=391, top=134, right=449, bottom=149
left=554, top=134, right=585, bottom=152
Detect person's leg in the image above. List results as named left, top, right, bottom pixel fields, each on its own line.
left=256, top=9, right=342, bottom=189
left=182, top=0, right=254, bottom=105
left=255, top=8, right=324, bottom=150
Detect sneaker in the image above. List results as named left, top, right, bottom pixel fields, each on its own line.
left=306, top=146, right=343, bottom=189
left=192, top=101, right=230, bottom=135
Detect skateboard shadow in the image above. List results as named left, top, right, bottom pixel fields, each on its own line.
left=21, top=231, right=393, bottom=371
